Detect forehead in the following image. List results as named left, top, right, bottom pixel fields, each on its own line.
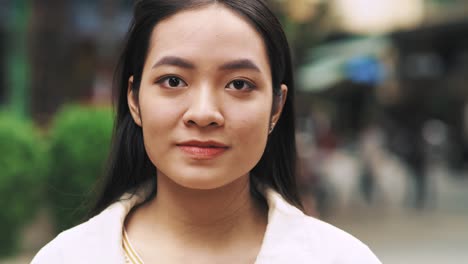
left=146, top=4, right=270, bottom=74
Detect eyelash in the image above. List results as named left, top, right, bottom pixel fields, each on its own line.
left=156, top=76, right=187, bottom=88
left=155, top=76, right=256, bottom=91
left=226, top=79, right=256, bottom=91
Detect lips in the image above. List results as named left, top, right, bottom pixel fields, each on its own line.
left=176, top=140, right=229, bottom=160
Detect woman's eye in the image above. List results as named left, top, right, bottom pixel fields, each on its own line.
left=226, top=80, right=255, bottom=91
left=157, top=76, right=187, bottom=88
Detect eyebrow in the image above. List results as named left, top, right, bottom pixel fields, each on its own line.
left=218, top=59, right=261, bottom=73
left=152, top=56, right=195, bottom=69
left=152, top=56, right=261, bottom=73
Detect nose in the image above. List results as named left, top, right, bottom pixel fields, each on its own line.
left=183, top=86, right=224, bottom=128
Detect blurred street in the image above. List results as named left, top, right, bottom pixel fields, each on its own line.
left=324, top=151, right=468, bottom=264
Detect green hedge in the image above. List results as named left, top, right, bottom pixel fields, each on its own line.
left=0, top=105, right=114, bottom=254
left=47, top=105, right=113, bottom=233
left=0, top=114, right=47, bottom=257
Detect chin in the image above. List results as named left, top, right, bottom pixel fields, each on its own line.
left=172, top=174, right=235, bottom=190
left=163, top=169, right=248, bottom=191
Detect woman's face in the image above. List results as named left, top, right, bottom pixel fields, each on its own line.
left=128, top=4, right=286, bottom=190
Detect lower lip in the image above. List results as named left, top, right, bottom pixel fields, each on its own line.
left=178, top=146, right=228, bottom=159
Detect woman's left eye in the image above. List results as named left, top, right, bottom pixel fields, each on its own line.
left=226, top=80, right=255, bottom=91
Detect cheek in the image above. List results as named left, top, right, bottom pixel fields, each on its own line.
left=227, top=101, right=271, bottom=158
left=235, top=116, right=268, bottom=143
left=138, top=91, right=182, bottom=130
left=138, top=93, right=183, bottom=159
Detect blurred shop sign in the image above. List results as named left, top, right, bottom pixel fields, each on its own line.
left=344, top=56, right=385, bottom=85
left=331, top=0, right=424, bottom=34
left=331, top=0, right=468, bottom=34
left=298, top=36, right=391, bottom=92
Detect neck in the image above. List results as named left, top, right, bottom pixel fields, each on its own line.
left=126, top=172, right=268, bottom=248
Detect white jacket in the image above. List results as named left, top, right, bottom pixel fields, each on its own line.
left=32, top=186, right=381, bottom=263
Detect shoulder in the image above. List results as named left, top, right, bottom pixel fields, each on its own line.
left=31, top=202, right=130, bottom=264
left=299, top=214, right=381, bottom=263
left=31, top=223, right=86, bottom=264
left=261, top=189, right=381, bottom=263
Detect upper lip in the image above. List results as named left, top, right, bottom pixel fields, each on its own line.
left=177, top=140, right=229, bottom=148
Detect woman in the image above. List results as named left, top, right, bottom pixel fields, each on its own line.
left=33, top=0, right=381, bottom=263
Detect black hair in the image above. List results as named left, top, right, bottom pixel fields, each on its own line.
left=91, top=0, right=302, bottom=215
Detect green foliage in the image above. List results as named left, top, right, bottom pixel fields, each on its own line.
left=0, top=113, right=47, bottom=256
left=47, top=105, right=113, bottom=233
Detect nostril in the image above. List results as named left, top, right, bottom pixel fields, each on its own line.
left=186, top=120, right=219, bottom=127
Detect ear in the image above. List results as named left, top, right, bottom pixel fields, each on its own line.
left=271, top=84, right=288, bottom=126
left=127, top=76, right=142, bottom=127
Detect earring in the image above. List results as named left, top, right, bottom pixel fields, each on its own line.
left=269, top=122, right=276, bottom=134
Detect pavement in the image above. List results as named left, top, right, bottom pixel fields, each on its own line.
left=325, top=162, right=468, bottom=264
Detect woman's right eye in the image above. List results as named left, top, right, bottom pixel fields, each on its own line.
left=156, top=76, right=187, bottom=88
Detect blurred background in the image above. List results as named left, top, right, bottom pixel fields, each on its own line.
left=0, top=0, right=467, bottom=263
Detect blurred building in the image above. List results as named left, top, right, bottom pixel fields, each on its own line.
left=298, top=0, right=468, bottom=150
left=295, top=0, right=468, bottom=210
left=0, top=0, right=131, bottom=123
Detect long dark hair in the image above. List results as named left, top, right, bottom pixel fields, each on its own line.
left=91, top=0, right=301, bottom=216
